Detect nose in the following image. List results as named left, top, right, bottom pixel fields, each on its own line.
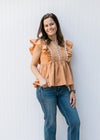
left=48, top=26, right=52, bottom=30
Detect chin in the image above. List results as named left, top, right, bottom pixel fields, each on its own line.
left=47, top=33, right=56, bottom=36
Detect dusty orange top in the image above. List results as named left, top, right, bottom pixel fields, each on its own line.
left=29, top=38, right=74, bottom=87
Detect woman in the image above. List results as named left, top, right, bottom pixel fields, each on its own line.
left=29, top=13, right=80, bottom=140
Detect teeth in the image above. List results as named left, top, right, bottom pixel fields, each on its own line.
left=48, top=30, right=54, bottom=32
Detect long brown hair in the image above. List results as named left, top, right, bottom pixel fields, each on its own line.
left=37, top=13, right=65, bottom=47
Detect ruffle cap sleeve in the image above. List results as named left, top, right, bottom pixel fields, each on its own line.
left=66, top=40, right=73, bottom=62
left=29, top=38, right=42, bottom=55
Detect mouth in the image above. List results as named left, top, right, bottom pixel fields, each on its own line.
left=48, top=29, right=54, bottom=33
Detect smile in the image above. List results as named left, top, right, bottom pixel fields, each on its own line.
left=48, top=30, right=54, bottom=32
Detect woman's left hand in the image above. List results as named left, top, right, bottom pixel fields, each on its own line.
left=70, top=92, right=76, bottom=108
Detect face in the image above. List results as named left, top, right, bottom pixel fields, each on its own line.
left=43, top=17, right=57, bottom=37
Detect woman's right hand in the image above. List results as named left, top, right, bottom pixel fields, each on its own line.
left=39, top=77, right=50, bottom=88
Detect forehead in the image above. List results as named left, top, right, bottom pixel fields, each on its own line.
left=43, top=17, right=55, bottom=25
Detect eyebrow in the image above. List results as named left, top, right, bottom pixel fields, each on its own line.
left=44, top=22, right=54, bottom=26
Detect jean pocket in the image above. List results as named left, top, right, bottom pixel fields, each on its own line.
left=36, top=86, right=42, bottom=99
left=36, top=86, right=47, bottom=100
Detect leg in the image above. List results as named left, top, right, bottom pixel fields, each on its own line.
left=36, top=86, right=57, bottom=140
left=57, top=86, right=80, bottom=140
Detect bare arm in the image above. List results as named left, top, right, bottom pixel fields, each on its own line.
left=30, top=45, right=49, bottom=87
left=67, top=62, right=75, bottom=92
left=68, top=61, right=76, bottom=108
left=30, top=45, right=42, bottom=80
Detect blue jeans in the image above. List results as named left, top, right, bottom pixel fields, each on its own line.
left=36, top=85, right=80, bottom=140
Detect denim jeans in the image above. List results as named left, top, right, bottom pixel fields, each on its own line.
left=36, top=85, right=80, bottom=140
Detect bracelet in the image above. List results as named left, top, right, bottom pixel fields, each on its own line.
left=70, top=89, right=76, bottom=94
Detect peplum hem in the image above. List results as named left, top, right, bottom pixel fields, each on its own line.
left=32, top=61, right=74, bottom=88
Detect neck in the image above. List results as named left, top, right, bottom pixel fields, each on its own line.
left=48, top=35, right=58, bottom=44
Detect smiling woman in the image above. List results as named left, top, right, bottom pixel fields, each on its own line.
left=29, top=13, right=80, bottom=140
left=43, top=17, right=57, bottom=37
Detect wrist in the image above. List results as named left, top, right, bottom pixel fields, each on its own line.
left=38, top=75, right=45, bottom=81
left=70, top=89, right=76, bottom=94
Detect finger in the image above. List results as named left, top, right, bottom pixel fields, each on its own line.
left=70, top=97, right=73, bottom=103
left=71, top=104, right=76, bottom=109
left=72, top=104, right=76, bottom=108
left=71, top=98, right=75, bottom=105
left=42, top=82, right=48, bottom=87
left=71, top=102, right=74, bottom=107
left=47, top=82, right=51, bottom=87
left=71, top=102, right=76, bottom=107
left=71, top=99, right=76, bottom=108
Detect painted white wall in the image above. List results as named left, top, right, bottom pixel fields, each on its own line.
left=0, top=0, right=100, bottom=140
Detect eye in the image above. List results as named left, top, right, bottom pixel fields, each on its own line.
left=50, top=23, right=54, bottom=25
left=45, top=24, right=48, bottom=27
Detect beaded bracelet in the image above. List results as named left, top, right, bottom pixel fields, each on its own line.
left=70, top=89, right=76, bottom=94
